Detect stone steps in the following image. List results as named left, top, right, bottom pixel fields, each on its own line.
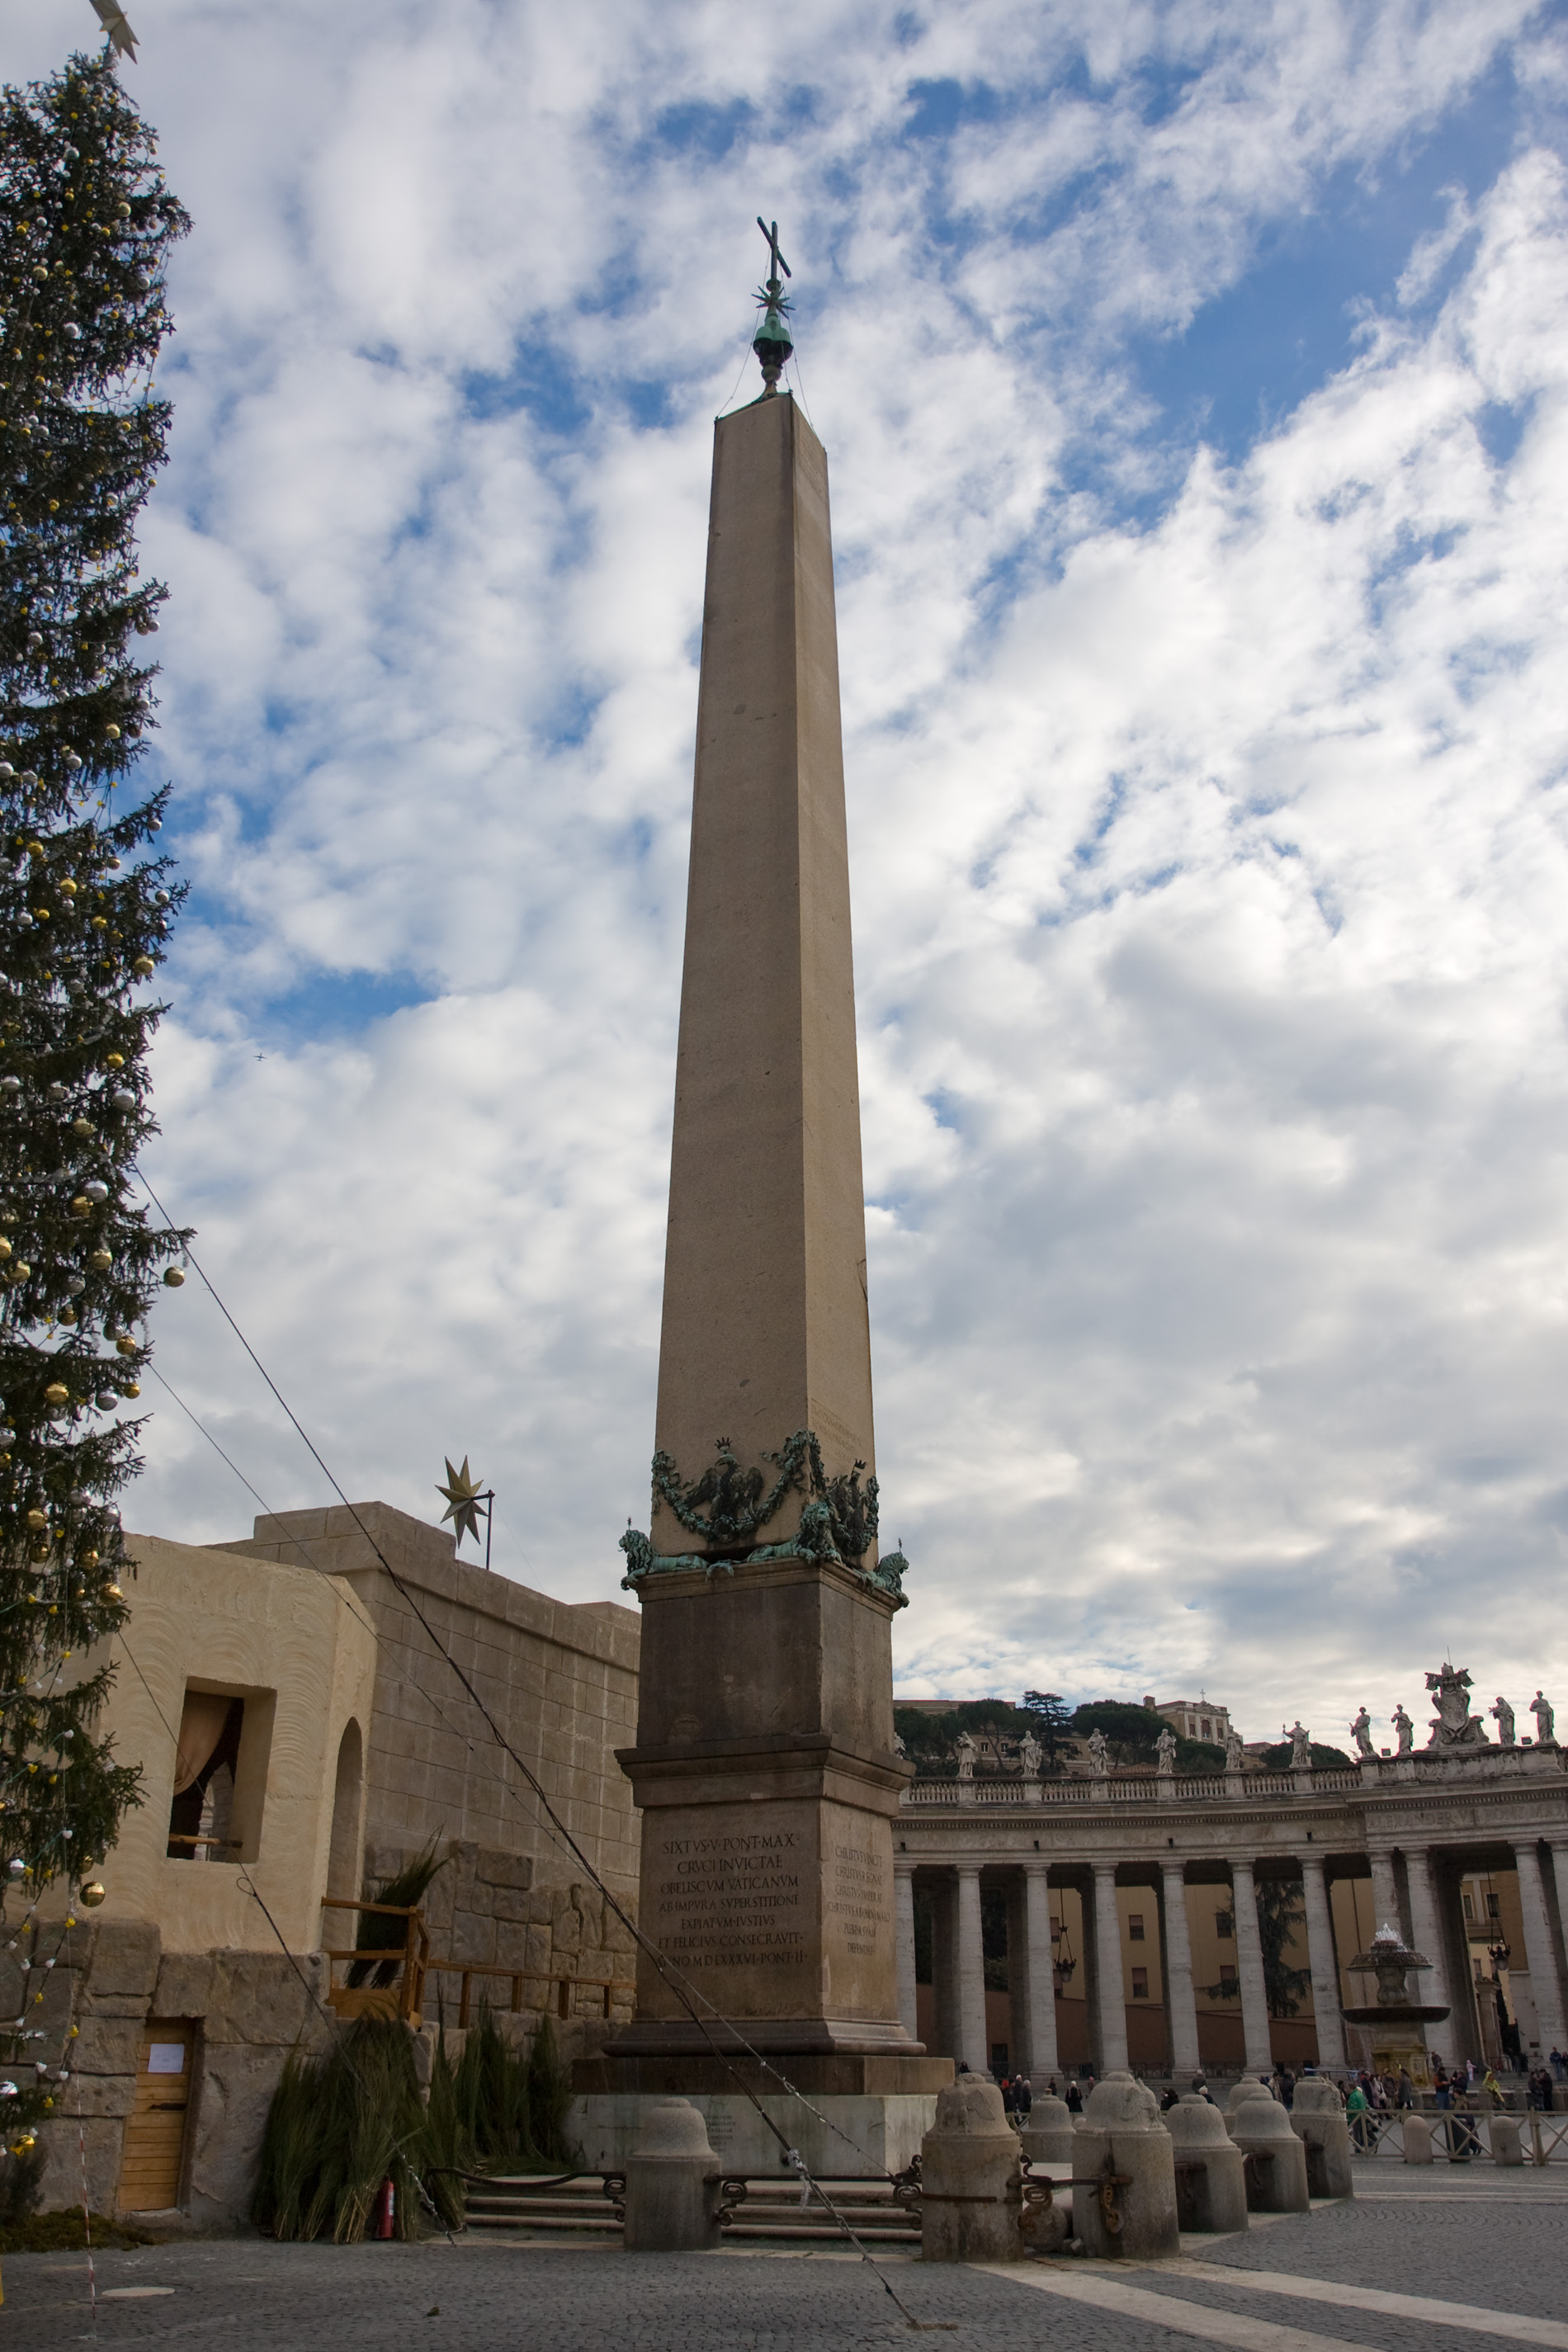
left=457, top=2172, right=919, bottom=2244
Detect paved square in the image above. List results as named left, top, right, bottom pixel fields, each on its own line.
left=4, top=2180, right=1566, bottom=2351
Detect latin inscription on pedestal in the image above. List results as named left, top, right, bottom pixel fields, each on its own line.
left=635, top=1796, right=897, bottom=2034
left=827, top=1835, right=889, bottom=1960
left=659, top=1827, right=807, bottom=1972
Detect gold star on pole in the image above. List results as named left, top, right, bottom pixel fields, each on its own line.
left=437, top=1456, right=486, bottom=1549
left=90, top=0, right=139, bottom=60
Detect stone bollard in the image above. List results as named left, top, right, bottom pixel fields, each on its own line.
left=1401, top=2113, right=1433, bottom=2165
left=1490, top=2113, right=1523, bottom=2166
left=919, top=2078, right=1023, bottom=2263
left=1225, top=2072, right=1275, bottom=2118
left=1166, top=2095, right=1249, bottom=2235
left=622, top=2099, right=723, bottom=2252
left=1018, top=2093, right=1076, bottom=2168
left=1071, top=2071, right=1180, bottom=2260
left=1229, top=2090, right=1310, bottom=2213
left=1290, top=2078, right=1355, bottom=2199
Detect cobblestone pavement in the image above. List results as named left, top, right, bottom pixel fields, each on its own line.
left=4, top=2185, right=1566, bottom=2351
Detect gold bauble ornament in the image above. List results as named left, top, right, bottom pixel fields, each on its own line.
left=124, top=1382, right=140, bottom=1399
left=102, top=1583, right=121, bottom=1600
left=163, top=1267, right=185, bottom=1287
left=25, top=1509, right=46, bottom=1530
left=88, top=1248, right=111, bottom=1271
left=44, top=1382, right=68, bottom=1405
left=132, top=956, right=154, bottom=976
left=78, top=1881, right=106, bottom=1908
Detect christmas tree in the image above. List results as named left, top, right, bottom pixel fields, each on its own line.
left=0, top=47, right=188, bottom=2174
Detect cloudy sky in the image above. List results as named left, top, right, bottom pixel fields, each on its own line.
left=13, top=0, right=1568, bottom=1745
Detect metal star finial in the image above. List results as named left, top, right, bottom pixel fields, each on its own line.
left=437, top=1456, right=488, bottom=1550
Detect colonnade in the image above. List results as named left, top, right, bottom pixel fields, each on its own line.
left=895, top=1834, right=1568, bottom=2080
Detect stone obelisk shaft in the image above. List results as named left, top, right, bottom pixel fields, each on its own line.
left=652, top=392, right=873, bottom=1550
left=610, top=393, right=928, bottom=2068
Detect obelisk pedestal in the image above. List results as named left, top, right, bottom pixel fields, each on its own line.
left=571, top=337, right=948, bottom=2175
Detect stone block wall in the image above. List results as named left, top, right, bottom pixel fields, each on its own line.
left=223, top=1504, right=641, bottom=1920
left=370, top=1837, right=638, bottom=2028
left=33, top=1920, right=332, bottom=2228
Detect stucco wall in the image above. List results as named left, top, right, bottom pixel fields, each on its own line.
left=38, top=1528, right=378, bottom=1954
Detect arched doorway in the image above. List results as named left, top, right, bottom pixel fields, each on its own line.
left=326, top=1718, right=363, bottom=1903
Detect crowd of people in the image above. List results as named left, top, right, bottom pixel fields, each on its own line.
left=974, top=2048, right=1561, bottom=2138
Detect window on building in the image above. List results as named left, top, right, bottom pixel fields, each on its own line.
left=1050, top=1916, right=1062, bottom=1942
left=1131, top=1967, right=1149, bottom=1998
left=1128, top=1913, right=1145, bottom=1941
left=1487, top=1893, right=1501, bottom=1919
left=165, top=1683, right=275, bottom=1864
left=1200, top=1719, right=1211, bottom=1739
left=1462, top=1892, right=1475, bottom=1920
left=1218, top=1963, right=1237, bottom=1986
left=1216, top=1909, right=1235, bottom=1939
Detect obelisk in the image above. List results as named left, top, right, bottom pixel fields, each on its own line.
left=605, top=234, right=939, bottom=2089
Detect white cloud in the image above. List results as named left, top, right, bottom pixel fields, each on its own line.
left=8, top=0, right=1566, bottom=1745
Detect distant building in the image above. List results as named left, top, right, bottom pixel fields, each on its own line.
left=1149, top=1694, right=1234, bottom=1745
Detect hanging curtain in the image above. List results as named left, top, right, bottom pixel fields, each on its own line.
left=172, top=1691, right=234, bottom=1795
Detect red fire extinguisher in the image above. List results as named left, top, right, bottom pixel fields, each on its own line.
left=374, top=2177, right=396, bottom=2240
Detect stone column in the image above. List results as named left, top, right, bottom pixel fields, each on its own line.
left=1020, top=1863, right=1059, bottom=2083
left=894, top=1864, right=919, bottom=2043
left=1297, top=1854, right=1347, bottom=2071
left=1230, top=1860, right=1273, bottom=2073
left=1402, top=1847, right=1456, bottom=2056
left=1514, top=1840, right=1568, bottom=2059
left=931, top=1873, right=958, bottom=2063
left=1092, top=1864, right=1128, bottom=2073
left=1368, top=1848, right=1403, bottom=1938
left=1159, top=1863, right=1201, bottom=2080
left=956, top=1864, right=989, bottom=2076
left=1551, top=1842, right=1568, bottom=1973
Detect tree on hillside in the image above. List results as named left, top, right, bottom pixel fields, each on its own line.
left=1071, top=1699, right=1164, bottom=1764
left=1071, top=1698, right=1224, bottom=1773
left=0, top=46, right=189, bottom=2181
left=1019, top=1689, right=1073, bottom=1774
left=894, top=1698, right=1042, bottom=1776
left=1260, top=1739, right=1355, bottom=1772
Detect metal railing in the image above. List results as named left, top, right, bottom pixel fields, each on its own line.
left=321, top=1896, right=430, bottom=2025
left=1350, top=2107, right=1568, bottom=2163
left=422, top=1955, right=636, bottom=2028
left=319, top=1898, right=636, bottom=2033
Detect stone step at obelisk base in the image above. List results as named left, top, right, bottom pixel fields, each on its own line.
left=569, top=303, right=951, bottom=2179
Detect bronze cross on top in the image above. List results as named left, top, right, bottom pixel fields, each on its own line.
left=757, top=216, right=791, bottom=287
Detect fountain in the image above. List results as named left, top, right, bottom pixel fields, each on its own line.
left=1341, top=1923, right=1451, bottom=2088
